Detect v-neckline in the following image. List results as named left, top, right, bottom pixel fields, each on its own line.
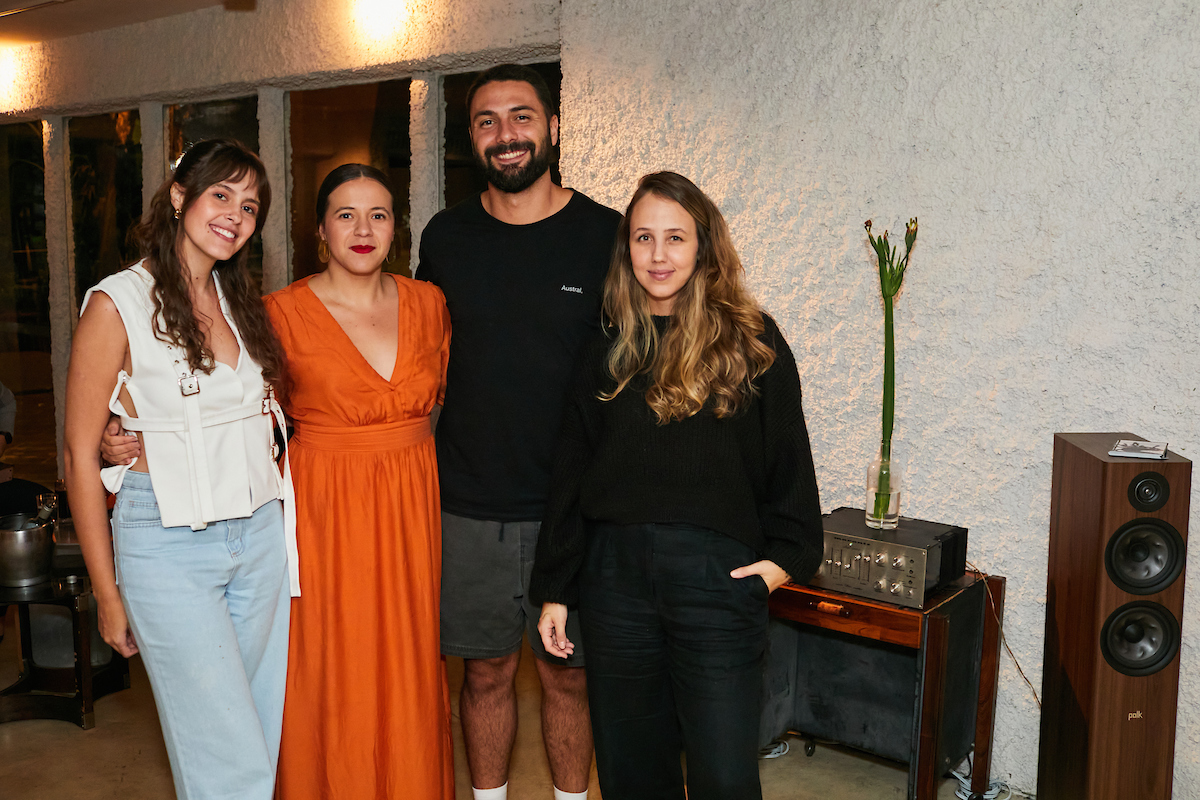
left=211, top=271, right=244, bottom=373
left=299, top=274, right=402, bottom=386
left=134, top=260, right=244, bottom=373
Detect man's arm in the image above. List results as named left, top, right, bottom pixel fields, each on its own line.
left=100, top=416, right=140, bottom=465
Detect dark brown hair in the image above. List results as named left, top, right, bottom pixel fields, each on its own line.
left=466, top=63, right=558, bottom=119
left=602, top=171, right=776, bottom=423
left=130, top=139, right=286, bottom=388
left=315, top=163, right=394, bottom=219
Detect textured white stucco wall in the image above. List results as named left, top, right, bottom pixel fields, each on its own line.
left=1, top=0, right=560, bottom=116
left=560, top=0, right=1200, bottom=795
left=42, top=118, right=71, bottom=471
left=409, top=74, right=446, bottom=276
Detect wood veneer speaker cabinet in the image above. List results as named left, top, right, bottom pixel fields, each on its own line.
left=1038, top=433, right=1191, bottom=800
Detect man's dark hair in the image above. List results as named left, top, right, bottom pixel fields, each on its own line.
left=466, top=64, right=558, bottom=120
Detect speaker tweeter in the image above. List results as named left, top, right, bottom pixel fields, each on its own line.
left=1128, top=470, right=1170, bottom=512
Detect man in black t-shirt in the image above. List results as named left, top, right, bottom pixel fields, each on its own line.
left=416, top=65, right=620, bottom=800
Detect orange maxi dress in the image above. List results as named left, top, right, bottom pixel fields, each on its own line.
left=265, top=274, right=454, bottom=799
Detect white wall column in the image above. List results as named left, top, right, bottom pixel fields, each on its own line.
left=257, top=86, right=289, bottom=293
left=408, top=74, right=444, bottom=275
left=42, top=117, right=72, bottom=477
left=139, top=101, right=166, bottom=210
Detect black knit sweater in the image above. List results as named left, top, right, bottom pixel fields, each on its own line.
left=529, top=313, right=824, bottom=607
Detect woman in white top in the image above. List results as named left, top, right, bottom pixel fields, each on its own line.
left=64, top=139, right=292, bottom=800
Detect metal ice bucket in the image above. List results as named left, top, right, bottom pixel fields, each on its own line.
left=0, top=511, right=56, bottom=587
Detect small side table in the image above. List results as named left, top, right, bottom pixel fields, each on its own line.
left=768, top=573, right=1006, bottom=800
left=0, top=555, right=130, bottom=729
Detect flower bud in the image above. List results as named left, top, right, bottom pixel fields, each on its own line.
left=905, top=217, right=918, bottom=251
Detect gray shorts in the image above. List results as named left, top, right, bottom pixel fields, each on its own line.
left=440, top=511, right=585, bottom=666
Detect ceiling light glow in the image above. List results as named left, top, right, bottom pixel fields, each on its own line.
left=0, top=46, right=27, bottom=108
left=353, top=0, right=412, bottom=47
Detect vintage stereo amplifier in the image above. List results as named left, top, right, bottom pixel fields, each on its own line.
left=805, top=506, right=968, bottom=609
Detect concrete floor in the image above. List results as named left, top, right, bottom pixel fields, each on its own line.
left=0, top=602, right=1013, bottom=800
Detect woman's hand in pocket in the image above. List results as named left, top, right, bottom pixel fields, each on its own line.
left=95, top=589, right=139, bottom=657
left=730, top=560, right=790, bottom=594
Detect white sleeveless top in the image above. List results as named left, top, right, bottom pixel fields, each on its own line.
left=83, top=262, right=300, bottom=595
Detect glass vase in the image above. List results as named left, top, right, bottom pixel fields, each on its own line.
left=865, top=442, right=902, bottom=529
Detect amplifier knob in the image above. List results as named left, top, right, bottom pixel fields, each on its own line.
left=875, top=580, right=886, bottom=592
left=889, top=583, right=902, bottom=595
left=892, top=557, right=905, bottom=569
left=874, top=554, right=887, bottom=565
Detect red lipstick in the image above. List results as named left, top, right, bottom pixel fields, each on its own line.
left=350, top=245, right=375, bottom=254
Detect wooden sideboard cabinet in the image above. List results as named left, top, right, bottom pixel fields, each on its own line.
left=764, top=573, right=1005, bottom=800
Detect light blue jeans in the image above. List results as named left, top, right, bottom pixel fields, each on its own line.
left=113, top=470, right=290, bottom=800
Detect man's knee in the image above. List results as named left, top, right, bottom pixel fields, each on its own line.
left=463, top=653, right=522, bottom=694
left=536, top=658, right=588, bottom=699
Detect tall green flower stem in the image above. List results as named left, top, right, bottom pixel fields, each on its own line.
left=865, top=217, right=917, bottom=521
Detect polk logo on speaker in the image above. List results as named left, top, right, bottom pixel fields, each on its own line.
left=1038, top=433, right=1190, bottom=800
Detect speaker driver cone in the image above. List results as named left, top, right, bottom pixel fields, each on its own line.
left=1128, top=471, right=1170, bottom=512
left=1100, top=601, right=1180, bottom=676
left=1105, top=519, right=1184, bottom=594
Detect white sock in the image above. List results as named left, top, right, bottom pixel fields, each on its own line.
left=554, top=789, right=588, bottom=800
left=472, top=784, right=507, bottom=800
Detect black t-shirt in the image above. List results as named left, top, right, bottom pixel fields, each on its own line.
left=416, top=191, right=622, bottom=520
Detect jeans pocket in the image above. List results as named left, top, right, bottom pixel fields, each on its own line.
left=114, top=494, right=163, bottom=530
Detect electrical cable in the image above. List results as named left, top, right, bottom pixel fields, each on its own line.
left=757, top=739, right=790, bottom=759
left=966, top=561, right=1041, bottom=708
left=951, top=764, right=1013, bottom=799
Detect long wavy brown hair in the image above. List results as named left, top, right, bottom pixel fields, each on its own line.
left=130, top=139, right=286, bottom=388
left=602, top=171, right=776, bottom=423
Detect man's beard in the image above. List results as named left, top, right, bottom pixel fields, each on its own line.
left=475, top=135, right=553, bottom=194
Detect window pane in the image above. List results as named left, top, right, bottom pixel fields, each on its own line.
left=168, top=97, right=260, bottom=165
left=168, top=97, right=264, bottom=290
left=289, top=80, right=411, bottom=281
left=0, top=121, right=56, bottom=488
left=443, top=62, right=562, bottom=210
left=69, top=110, right=142, bottom=309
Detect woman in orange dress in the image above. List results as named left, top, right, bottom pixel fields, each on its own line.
left=267, top=163, right=453, bottom=798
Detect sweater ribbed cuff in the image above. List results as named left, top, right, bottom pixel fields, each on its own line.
left=764, top=539, right=823, bottom=587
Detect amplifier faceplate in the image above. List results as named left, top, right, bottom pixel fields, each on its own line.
left=806, top=507, right=968, bottom=609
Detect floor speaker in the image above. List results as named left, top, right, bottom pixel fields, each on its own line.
left=1038, top=433, right=1191, bottom=800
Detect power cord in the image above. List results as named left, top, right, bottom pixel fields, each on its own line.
left=758, top=739, right=790, bottom=759
left=951, top=764, right=1012, bottom=799
left=966, top=561, right=1041, bottom=709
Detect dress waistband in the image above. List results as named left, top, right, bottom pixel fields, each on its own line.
left=291, top=417, right=433, bottom=452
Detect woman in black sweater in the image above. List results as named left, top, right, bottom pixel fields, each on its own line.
left=530, top=172, right=823, bottom=800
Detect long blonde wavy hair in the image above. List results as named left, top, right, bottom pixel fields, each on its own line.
left=601, top=172, right=776, bottom=424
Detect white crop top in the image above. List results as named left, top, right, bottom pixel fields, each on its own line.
left=83, top=262, right=299, bottom=595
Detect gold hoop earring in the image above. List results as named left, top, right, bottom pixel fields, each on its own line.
left=384, top=242, right=397, bottom=265
left=317, top=239, right=330, bottom=264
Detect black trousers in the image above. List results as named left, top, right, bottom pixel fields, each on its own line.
left=578, top=522, right=769, bottom=800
